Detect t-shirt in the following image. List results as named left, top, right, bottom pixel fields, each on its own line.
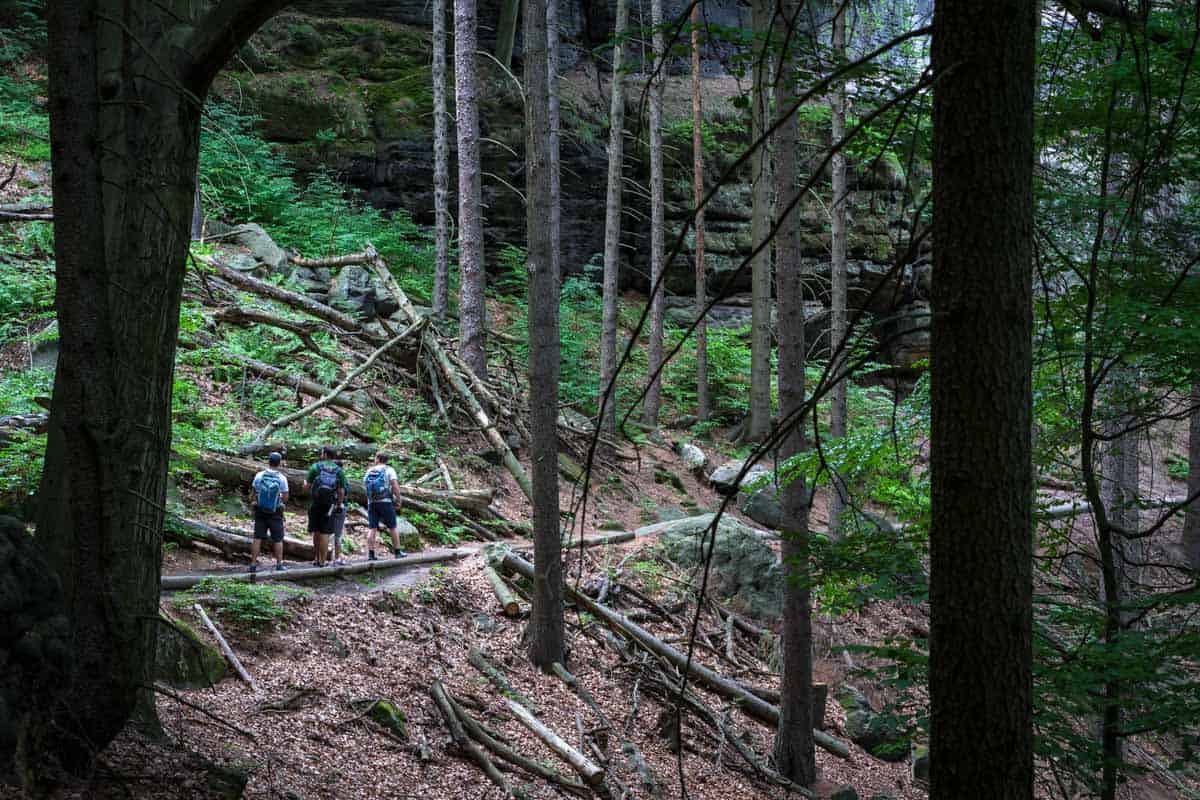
left=306, top=460, right=348, bottom=503
left=364, top=465, right=399, bottom=504
left=252, top=469, right=289, bottom=512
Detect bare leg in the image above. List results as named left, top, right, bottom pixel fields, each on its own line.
left=314, top=534, right=328, bottom=566
left=333, top=536, right=342, bottom=562
left=272, top=540, right=283, bottom=566
left=367, top=527, right=378, bottom=554
left=250, top=538, right=261, bottom=567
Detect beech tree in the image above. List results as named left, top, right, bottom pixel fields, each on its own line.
left=928, top=0, right=1036, bottom=797
left=748, top=0, right=773, bottom=441
left=642, top=0, right=666, bottom=427
left=691, top=5, right=709, bottom=422
left=827, top=1, right=849, bottom=532
left=432, top=0, right=451, bottom=319
left=29, top=0, right=289, bottom=775
left=455, top=0, right=488, bottom=378
left=599, top=0, right=630, bottom=434
left=772, top=0, right=816, bottom=784
left=524, top=0, right=565, bottom=669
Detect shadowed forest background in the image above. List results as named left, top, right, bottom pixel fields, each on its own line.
left=0, top=0, right=1197, bottom=798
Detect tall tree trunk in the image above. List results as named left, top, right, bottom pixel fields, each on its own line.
left=599, top=0, right=629, bottom=434
left=642, top=0, right=665, bottom=427
left=929, top=0, right=1036, bottom=797
left=772, top=0, right=816, bottom=784
left=496, top=0, right=521, bottom=69
left=1185, top=379, right=1200, bottom=571
left=524, top=0, right=564, bottom=670
left=748, top=0, right=773, bottom=441
left=548, top=0, right=560, bottom=279
left=432, top=0, right=451, bottom=319
left=691, top=5, right=709, bottom=422
left=37, top=0, right=287, bottom=773
left=455, top=0, right=487, bottom=378
left=827, top=2, right=849, bottom=533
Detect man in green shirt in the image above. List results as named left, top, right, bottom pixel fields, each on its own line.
left=302, top=446, right=347, bottom=567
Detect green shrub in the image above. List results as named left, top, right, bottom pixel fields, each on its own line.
left=185, top=578, right=306, bottom=633
left=0, top=430, right=44, bottom=515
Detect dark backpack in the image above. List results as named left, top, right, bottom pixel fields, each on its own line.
left=313, top=463, right=340, bottom=505
left=256, top=470, right=283, bottom=512
left=365, top=466, right=392, bottom=503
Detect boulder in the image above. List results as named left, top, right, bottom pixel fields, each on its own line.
left=646, top=514, right=783, bottom=622
left=707, top=459, right=770, bottom=496
left=739, top=485, right=782, bottom=529
left=837, top=685, right=909, bottom=763
left=228, top=223, right=288, bottom=273
left=329, top=265, right=377, bottom=319
left=911, top=744, right=930, bottom=784
left=155, top=614, right=227, bottom=689
left=30, top=323, right=59, bottom=372
left=675, top=442, right=707, bottom=473
left=394, top=515, right=422, bottom=552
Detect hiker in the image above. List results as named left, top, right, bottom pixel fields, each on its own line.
left=329, top=458, right=349, bottom=566
left=250, top=452, right=290, bottom=573
left=364, top=451, right=407, bottom=560
left=302, top=446, right=347, bottom=568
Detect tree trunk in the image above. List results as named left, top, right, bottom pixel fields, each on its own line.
left=496, top=0, right=520, bottom=68
left=524, top=0, right=564, bottom=669
left=455, top=0, right=487, bottom=378
left=642, top=0, right=666, bottom=428
left=36, top=0, right=288, bottom=773
left=827, top=2, right=849, bottom=534
left=548, top=0, right=560, bottom=280
left=771, top=1, right=815, bottom=784
left=691, top=5, right=709, bottom=422
left=1185, top=379, right=1200, bottom=570
left=432, top=0, right=451, bottom=319
left=929, top=0, right=1036, bottom=798
left=748, top=0, right=773, bottom=441
left=599, top=0, right=629, bottom=434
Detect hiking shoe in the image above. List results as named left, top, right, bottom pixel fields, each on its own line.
left=394, top=550, right=407, bottom=559
left=275, top=563, right=290, bottom=572
left=332, top=559, right=347, bottom=566
left=368, top=552, right=378, bottom=562
left=248, top=562, right=258, bottom=574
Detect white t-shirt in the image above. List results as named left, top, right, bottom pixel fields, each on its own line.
left=364, top=465, right=398, bottom=504
left=252, top=469, right=290, bottom=511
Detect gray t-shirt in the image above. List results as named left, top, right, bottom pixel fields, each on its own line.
left=364, top=465, right=398, bottom=504
left=252, top=469, right=290, bottom=512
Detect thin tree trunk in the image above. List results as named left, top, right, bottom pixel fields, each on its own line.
left=1185, top=379, right=1200, bottom=571
left=827, top=2, right=849, bottom=533
left=691, top=5, right=709, bottom=422
left=929, top=0, right=1036, bottom=797
left=455, top=0, right=487, bottom=378
left=432, top=0, right=451, bottom=319
left=642, top=0, right=666, bottom=427
left=748, top=0, right=773, bottom=441
left=524, top=0, right=564, bottom=669
left=599, top=0, right=629, bottom=434
left=496, top=0, right=521, bottom=68
left=772, top=0, right=815, bottom=784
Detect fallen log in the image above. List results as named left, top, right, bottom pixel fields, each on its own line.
left=194, top=603, right=259, bottom=693
left=504, top=698, right=606, bottom=788
left=468, top=648, right=537, bottom=711
left=167, top=517, right=316, bottom=561
left=550, top=662, right=613, bottom=731
left=484, top=563, right=520, bottom=616
left=235, top=441, right=381, bottom=462
left=192, top=451, right=494, bottom=512
left=501, top=552, right=849, bottom=759
left=431, top=681, right=511, bottom=796
left=365, top=245, right=534, bottom=502
left=212, top=306, right=341, bottom=363
left=211, top=352, right=363, bottom=411
left=161, top=547, right=471, bottom=590
left=562, top=531, right=635, bottom=548
left=258, top=318, right=425, bottom=440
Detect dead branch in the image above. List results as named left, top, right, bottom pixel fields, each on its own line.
left=193, top=603, right=259, bottom=692
left=505, top=698, right=606, bottom=788
left=485, top=563, right=521, bottom=616
left=550, top=662, right=614, bottom=731
left=430, top=680, right=512, bottom=795
left=468, top=648, right=537, bottom=711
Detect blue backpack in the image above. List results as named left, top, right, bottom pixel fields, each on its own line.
left=256, top=470, right=283, bottom=512
left=313, top=463, right=340, bottom=505
left=365, top=467, right=391, bottom=503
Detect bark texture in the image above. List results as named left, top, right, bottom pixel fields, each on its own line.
left=35, top=0, right=287, bottom=775
left=455, top=0, right=487, bottom=377
left=524, top=0, right=565, bottom=669
left=432, top=0, right=451, bottom=319
left=598, top=0, right=629, bottom=434
left=929, top=0, right=1036, bottom=797
left=748, top=0, right=773, bottom=441
left=771, top=1, right=816, bottom=783
left=691, top=5, right=709, bottom=422
left=1185, top=380, right=1200, bottom=571
left=827, top=2, right=849, bottom=533
left=642, top=0, right=666, bottom=427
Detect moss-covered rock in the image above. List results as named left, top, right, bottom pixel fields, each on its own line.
left=155, top=614, right=227, bottom=689
left=360, top=698, right=408, bottom=740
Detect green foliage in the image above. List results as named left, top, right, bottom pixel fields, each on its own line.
left=185, top=578, right=307, bottom=633
left=663, top=326, right=755, bottom=422
left=0, top=430, right=43, bottom=515
left=1167, top=455, right=1189, bottom=481
left=0, top=367, right=51, bottom=417
left=170, top=371, right=239, bottom=462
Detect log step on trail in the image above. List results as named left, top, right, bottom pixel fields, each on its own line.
left=161, top=548, right=472, bottom=591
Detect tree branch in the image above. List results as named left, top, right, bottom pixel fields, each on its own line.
left=184, top=0, right=294, bottom=93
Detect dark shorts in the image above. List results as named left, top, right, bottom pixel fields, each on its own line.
left=367, top=501, right=397, bottom=530
left=253, top=510, right=285, bottom=542
left=308, top=503, right=335, bottom=536
left=330, top=507, right=346, bottom=543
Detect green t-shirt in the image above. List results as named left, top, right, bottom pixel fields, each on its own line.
left=307, top=460, right=349, bottom=495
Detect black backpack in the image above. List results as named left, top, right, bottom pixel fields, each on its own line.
left=313, top=463, right=340, bottom=505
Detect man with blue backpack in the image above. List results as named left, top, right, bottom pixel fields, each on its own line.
left=303, top=446, right=347, bottom=568
left=250, top=452, right=290, bottom=573
left=364, top=451, right=407, bottom=561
